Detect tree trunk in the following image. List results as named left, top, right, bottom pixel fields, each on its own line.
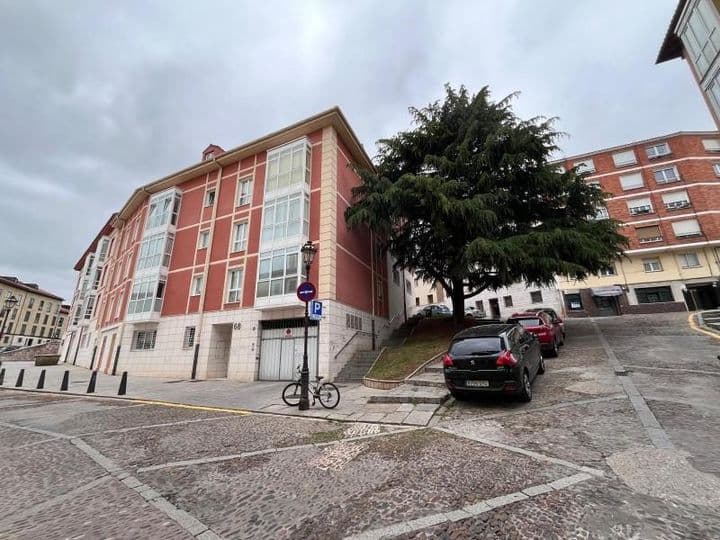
left=450, top=277, right=465, bottom=329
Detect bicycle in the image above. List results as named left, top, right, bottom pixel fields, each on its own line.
left=282, top=367, right=340, bottom=409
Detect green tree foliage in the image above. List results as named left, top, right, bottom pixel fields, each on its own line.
left=345, top=85, right=627, bottom=324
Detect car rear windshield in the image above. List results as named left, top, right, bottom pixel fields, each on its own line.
left=450, top=337, right=504, bottom=355
left=508, top=318, right=542, bottom=328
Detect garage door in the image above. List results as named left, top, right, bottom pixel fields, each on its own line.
left=259, top=319, right=318, bottom=381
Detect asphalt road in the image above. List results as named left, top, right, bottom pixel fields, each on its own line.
left=1, top=312, right=718, bottom=539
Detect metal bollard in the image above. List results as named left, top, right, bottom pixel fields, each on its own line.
left=118, top=371, right=128, bottom=396
left=60, top=370, right=69, bottom=391
left=36, top=369, right=46, bottom=389
left=86, top=370, right=97, bottom=394
left=0, top=367, right=4, bottom=385
left=15, top=369, right=24, bottom=388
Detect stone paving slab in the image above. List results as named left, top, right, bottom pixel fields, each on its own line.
left=138, top=428, right=571, bottom=539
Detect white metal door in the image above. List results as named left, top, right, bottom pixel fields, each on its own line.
left=259, top=322, right=318, bottom=381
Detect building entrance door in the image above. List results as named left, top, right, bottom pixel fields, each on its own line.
left=489, top=298, right=500, bottom=319
left=593, top=296, right=619, bottom=316
left=258, top=319, right=318, bottom=381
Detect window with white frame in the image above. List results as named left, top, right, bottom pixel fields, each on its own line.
left=661, top=190, right=691, bottom=210
left=594, top=206, right=610, bottom=220
left=84, top=296, right=95, bottom=319
left=646, top=142, right=671, bottom=159
left=671, top=219, right=702, bottom=237
left=678, top=252, right=702, bottom=268
left=128, top=276, right=166, bottom=314
left=256, top=247, right=299, bottom=298
left=182, top=327, right=195, bottom=349
left=642, top=258, right=663, bottom=273
left=627, top=197, right=653, bottom=215
left=265, top=139, right=311, bottom=193
left=619, top=172, right=644, bottom=190
left=136, top=233, right=174, bottom=270
left=146, top=192, right=181, bottom=230
left=227, top=268, right=243, bottom=303
left=260, top=193, right=308, bottom=245
left=597, top=265, right=617, bottom=277
left=636, top=225, right=663, bottom=243
left=573, top=158, right=595, bottom=173
left=191, top=275, right=203, bottom=296
left=198, top=230, right=210, bottom=249
left=679, top=0, right=720, bottom=76
left=97, top=238, right=110, bottom=263
left=713, top=163, right=720, bottom=176
left=205, top=188, right=216, bottom=207
left=702, top=138, right=720, bottom=152
left=236, top=176, right=253, bottom=206
left=232, top=222, right=248, bottom=252
left=654, top=166, right=679, bottom=184
left=612, top=150, right=637, bottom=167
left=131, top=330, right=157, bottom=350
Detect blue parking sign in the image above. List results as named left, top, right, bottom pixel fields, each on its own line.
left=309, top=300, right=323, bottom=320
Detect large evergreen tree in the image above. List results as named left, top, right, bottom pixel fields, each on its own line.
left=345, top=85, right=627, bottom=325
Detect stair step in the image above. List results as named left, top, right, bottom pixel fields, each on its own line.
left=424, top=366, right=443, bottom=373
left=405, top=378, right=446, bottom=388
left=368, top=393, right=449, bottom=405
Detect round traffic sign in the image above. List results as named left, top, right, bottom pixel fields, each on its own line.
left=296, top=281, right=316, bottom=302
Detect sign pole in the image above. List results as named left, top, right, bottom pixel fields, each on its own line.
left=299, top=299, right=310, bottom=410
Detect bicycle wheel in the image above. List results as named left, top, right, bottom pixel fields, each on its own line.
left=318, top=382, right=340, bottom=409
left=282, top=382, right=302, bottom=407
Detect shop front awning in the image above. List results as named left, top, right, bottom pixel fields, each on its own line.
left=591, top=285, right=624, bottom=297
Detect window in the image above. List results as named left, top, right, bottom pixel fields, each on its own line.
left=23, top=311, right=30, bottom=322
left=34, top=312, right=40, bottom=323
left=28, top=297, right=34, bottom=309
left=42, top=314, right=48, bottom=325
left=31, top=325, right=37, bottom=336
left=427, top=294, right=434, bottom=303
left=503, top=295, right=513, bottom=307
left=182, top=327, right=196, bottom=349
left=128, top=276, right=166, bottom=314
left=98, top=238, right=110, bottom=263
left=146, top=192, right=181, bottom=229
left=598, top=265, right=616, bottom=277
left=680, top=0, right=720, bottom=76
left=530, top=290, right=543, bottom=303
left=191, top=275, right=204, bottom=296
left=5, top=323, right=12, bottom=333
left=84, top=296, right=95, bottom=319
left=205, top=188, right=216, bottom=207
left=475, top=300, right=484, bottom=311
left=646, top=142, right=671, bottom=159
left=237, top=176, right=253, bottom=206
left=594, top=206, right=610, bottom=220
left=232, top=222, right=248, bottom=252
left=227, top=268, right=243, bottom=303
left=642, top=258, right=663, bottom=273
left=260, top=193, right=308, bottom=245
left=415, top=297, right=420, bottom=306
left=137, top=233, right=174, bottom=270
left=627, top=197, right=653, bottom=215
left=654, top=166, right=679, bottom=184
left=714, top=163, right=720, bottom=176
left=346, top=313, right=363, bottom=330
left=265, top=139, right=311, bottom=193
left=573, top=159, right=595, bottom=173
left=672, top=219, right=702, bottom=237
left=20, top=324, right=26, bottom=335
left=132, top=330, right=157, bottom=350
left=662, top=190, right=690, bottom=210
left=619, top=172, right=644, bottom=190
left=393, top=270, right=400, bottom=286
left=405, top=279, right=412, bottom=294
left=636, top=225, right=663, bottom=243
left=198, top=230, right=210, bottom=249
left=612, top=150, right=637, bottom=167
left=702, top=138, right=720, bottom=152
left=636, top=286, right=674, bottom=304
left=257, top=247, right=299, bottom=298
left=679, top=252, right=702, bottom=268
left=39, top=300, right=44, bottom=310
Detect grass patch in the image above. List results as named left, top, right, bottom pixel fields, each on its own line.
left=367, top=316, right=473, bottom=381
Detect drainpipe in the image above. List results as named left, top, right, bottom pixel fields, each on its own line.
left=370, top=230, right=376, bottom=350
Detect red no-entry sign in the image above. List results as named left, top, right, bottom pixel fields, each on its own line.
left=296, top=281, right=316, bottom=302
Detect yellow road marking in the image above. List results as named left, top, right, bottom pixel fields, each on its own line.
left=132, top=399, right=251, bottom=415
left=688, top=313, right=720, bottom=341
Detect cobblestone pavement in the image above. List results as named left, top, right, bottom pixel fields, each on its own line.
left=1, top=312, right=719, bottom=538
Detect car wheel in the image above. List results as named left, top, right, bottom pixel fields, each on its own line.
left=538, top=355, right=546, bottom=374
left=559, top=332, right=565, bottom=346
left=518, top=370, right=532, bottom=402
left=549, top=339, right=559, bottom=358
left=450, top=390, right=468, bottom=401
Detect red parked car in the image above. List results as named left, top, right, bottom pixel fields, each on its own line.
left=506, top=311, right=562, bottom=357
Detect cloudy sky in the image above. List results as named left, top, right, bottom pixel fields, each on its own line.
left=0, top=0, right=713, bottom=299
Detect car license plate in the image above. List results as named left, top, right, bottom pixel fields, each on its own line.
left=466, top=380, right=489, bottom=388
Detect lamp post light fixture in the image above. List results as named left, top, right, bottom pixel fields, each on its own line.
left=0, top=295, right=19, bottom=344
left=298, top=240, right=317, bottom=411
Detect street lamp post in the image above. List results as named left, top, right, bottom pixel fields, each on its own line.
left=0, top=295, right=19, bottom=344
left=298, top=240, right=317, bottom=411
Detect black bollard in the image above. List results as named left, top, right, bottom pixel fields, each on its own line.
left=118, top=371, right=128, bottom=396
left=0, top=367, right=4, bottom=385
left=15, top=369, right=24, bottom=388
left=36, top=369, right=46, bottom=389
left=60, top=370, right=69, bottom=391
left=86, top=370, right=97, bottom=394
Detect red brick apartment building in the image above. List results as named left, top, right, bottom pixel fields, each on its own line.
left=61, top=109, right=412, bottom=380
left=555, top=132, right=720, bottom=316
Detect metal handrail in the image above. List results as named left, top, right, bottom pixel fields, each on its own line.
left=334, top=330, right=373, bottom=359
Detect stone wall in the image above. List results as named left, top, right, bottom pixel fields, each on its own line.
left=0, top=340, right=60, bottom=362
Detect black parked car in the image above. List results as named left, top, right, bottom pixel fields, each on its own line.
left=442, top=324, right=544, bottom=402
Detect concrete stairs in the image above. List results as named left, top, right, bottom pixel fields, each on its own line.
left=368, top=359, right=449, bottom=404
left=335, top=349, right=380, bottom=382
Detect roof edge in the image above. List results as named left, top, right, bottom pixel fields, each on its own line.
left=656, top=0, right=687, bottom=64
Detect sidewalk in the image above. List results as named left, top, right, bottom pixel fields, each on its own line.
left=0, top=362, right=443, bottom=426
left=694, top=310, right=720, bottom=339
